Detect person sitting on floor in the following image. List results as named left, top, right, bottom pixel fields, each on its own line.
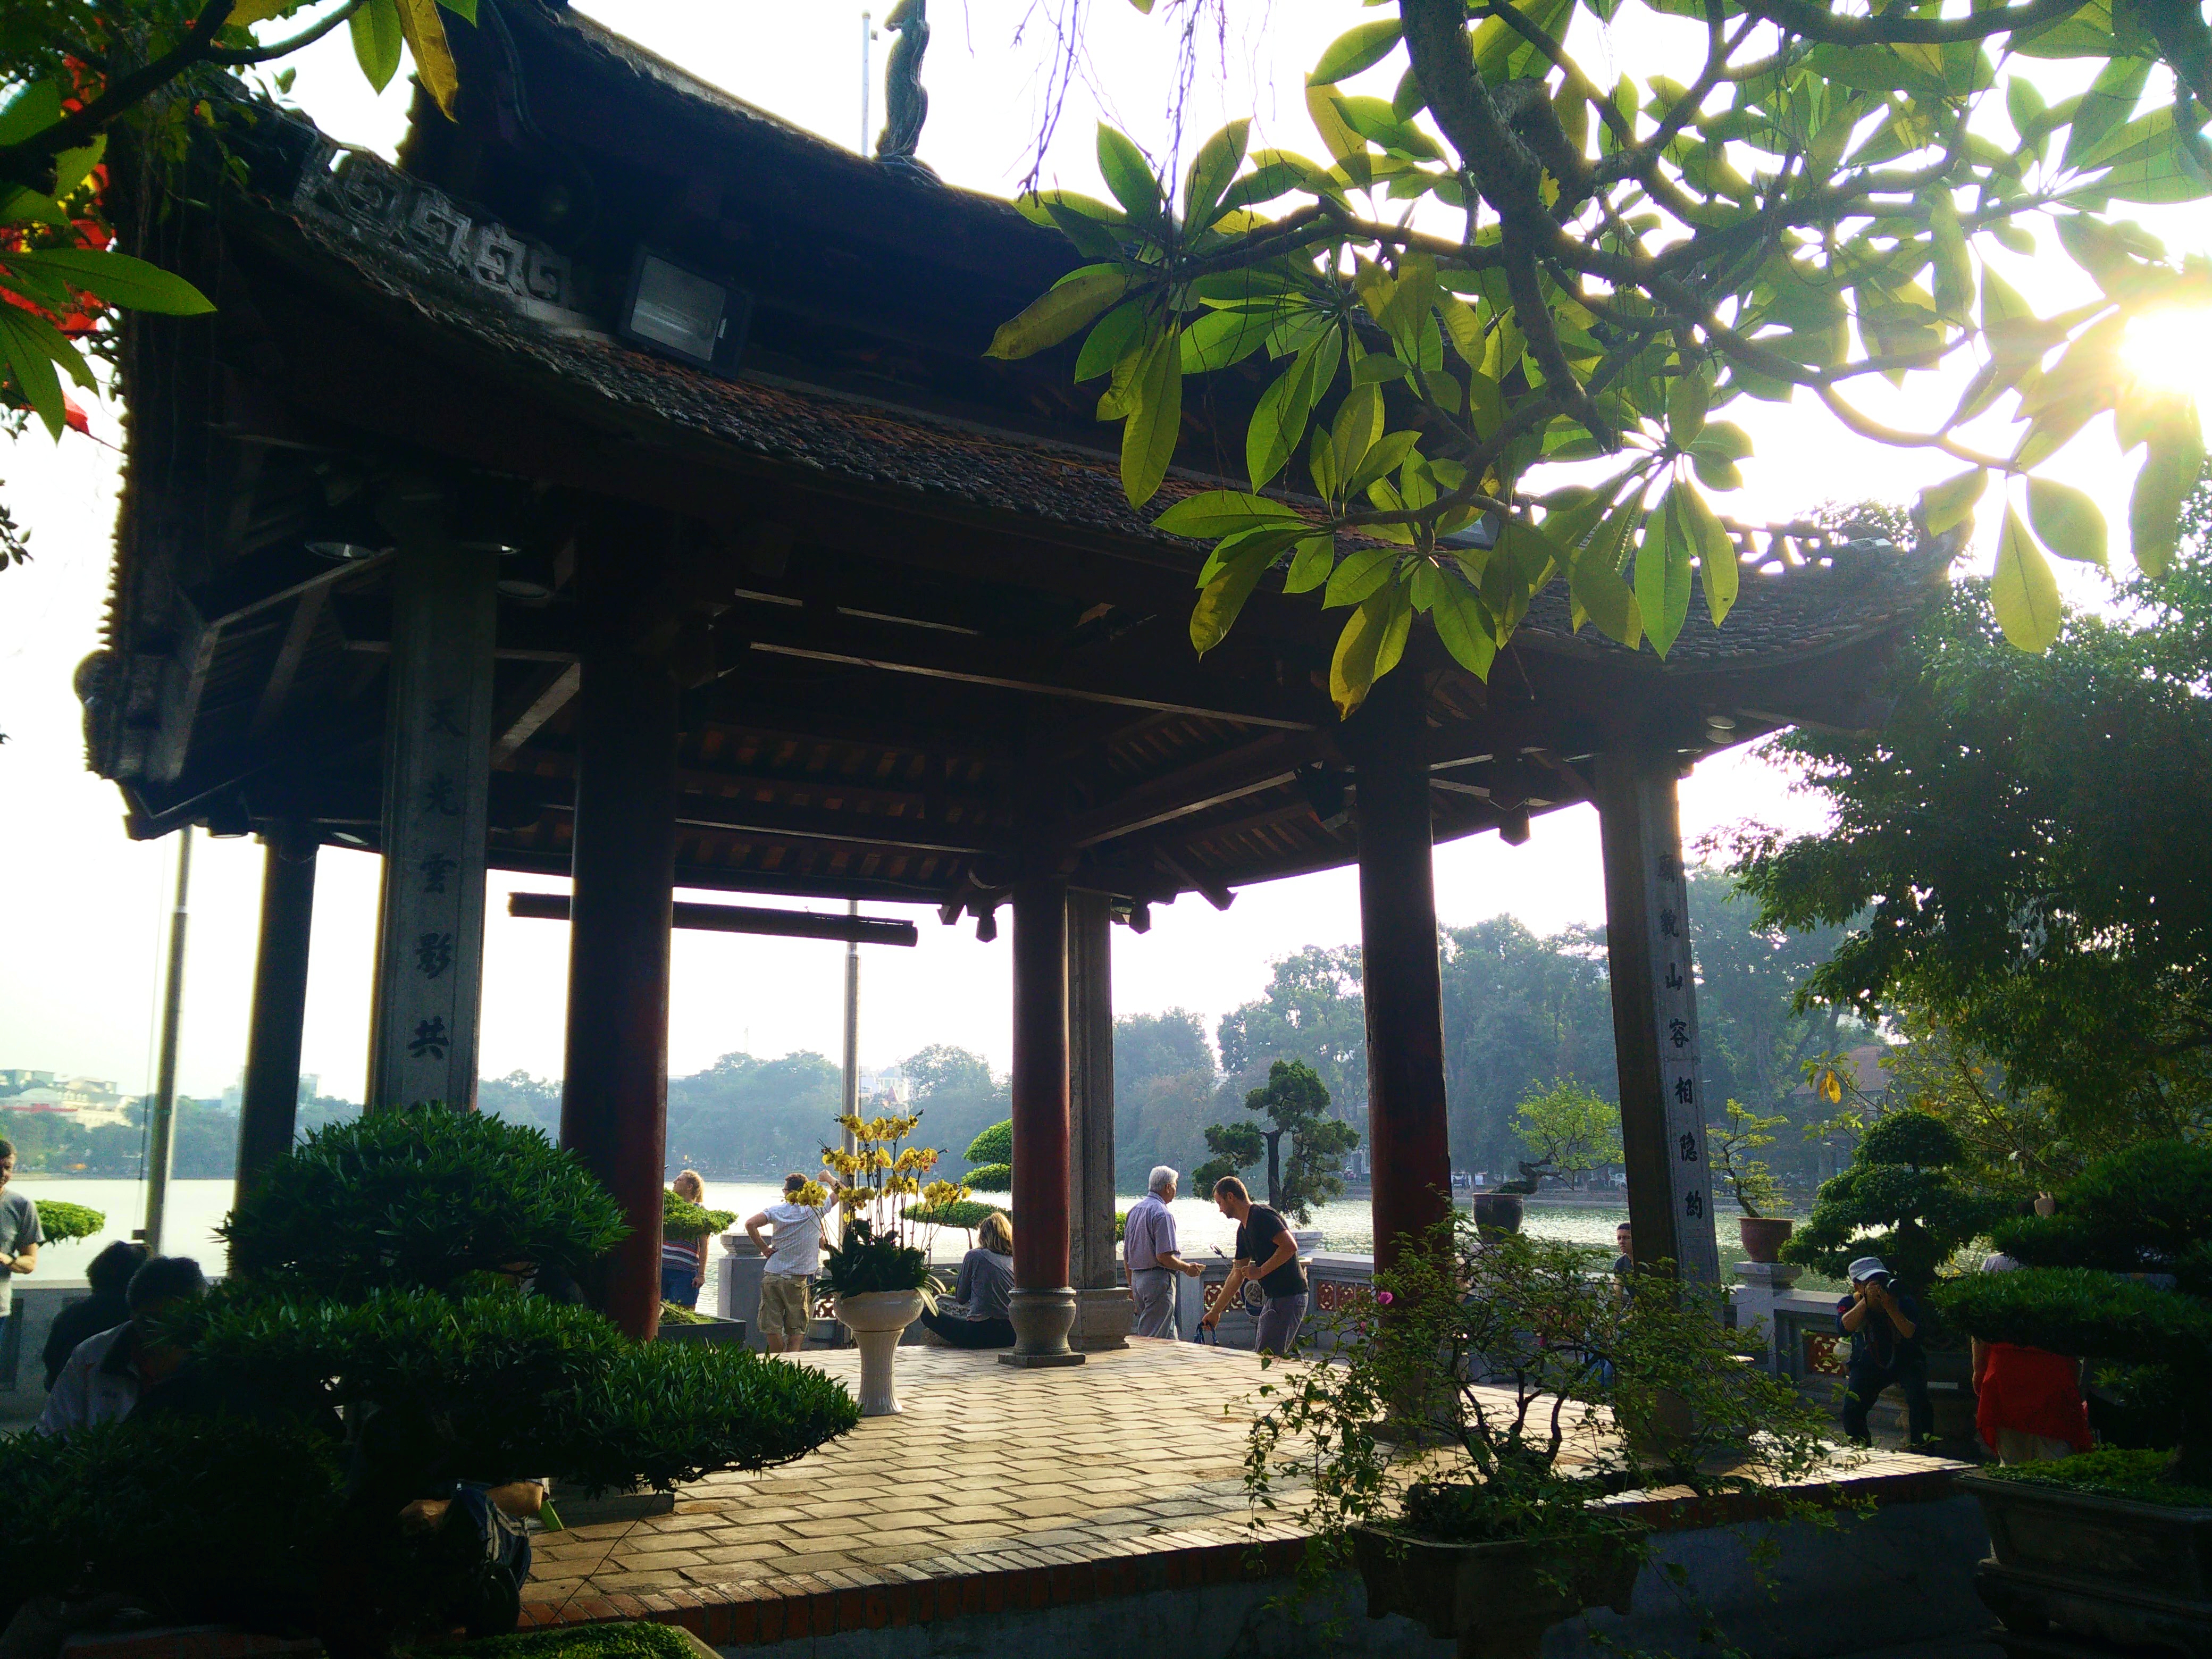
left=41, top=1239, right=148, bottom=1391
left=37, top=1255, right=206, bottom=1435
left=918, top=1210, right=1016, bottom=1349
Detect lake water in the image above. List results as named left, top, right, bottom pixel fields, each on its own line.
left=9, top=1177, right=1631, bottom=1304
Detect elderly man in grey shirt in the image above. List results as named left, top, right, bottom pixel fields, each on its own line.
left=1123, top=1166, right=1202, bottom=1339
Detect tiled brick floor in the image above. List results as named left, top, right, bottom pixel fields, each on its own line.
left=523, top=1338, right=1966, bottom=1628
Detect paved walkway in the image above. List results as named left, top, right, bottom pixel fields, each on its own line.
left=525, top=1338, right=1960, bottom=1621
left=527, top=1340, right=1287, bottom=1612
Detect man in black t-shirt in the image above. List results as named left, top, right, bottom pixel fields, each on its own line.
left=1199, top=1177, right=1309, bottom=1355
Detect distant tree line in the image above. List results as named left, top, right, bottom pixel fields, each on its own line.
left=2, top=873, right=1859, bottom=1195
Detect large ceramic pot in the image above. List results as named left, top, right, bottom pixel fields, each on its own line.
left=1737, top=1216, right=1794, bottom=1263
left=1960, top=1472, right=2212, bottom=1657
left=1471, top=1192, right=1524, bottom=1235
left=1351, top=1526, right=1641, bottom=1659
left=834, top=1289, right=926, bottom=1416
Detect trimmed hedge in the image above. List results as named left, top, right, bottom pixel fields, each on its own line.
left=35, top=1198, right=104, bottom=1244
left=221, top=1104, right=625, bottom=1296
left=663, top=1188, right=735, bottom=1241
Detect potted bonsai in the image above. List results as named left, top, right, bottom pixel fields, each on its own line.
left=820, top=1110, right=965, bottom=1415
left=1246, top=1215, right=1836, bottom=1659
left=0, top=1105, right=859, bottom=1656
left=1782, top=1109, right=2007, bottom=1289
left=1708, top=1101, right=1792, bottom=1262
left=1938, top=1139, right=2212, bottom=1655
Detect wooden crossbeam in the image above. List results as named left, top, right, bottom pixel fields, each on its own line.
left=507, top=891, right=918, bottom=945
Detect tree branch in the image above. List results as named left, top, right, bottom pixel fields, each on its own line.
left=208, top=0, right=368, bottom=66
left=1742, top=0, right=2093, bottom=46
left=0, top=0, right=236, bottom=189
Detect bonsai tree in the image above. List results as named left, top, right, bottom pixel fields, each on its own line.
left=1708, top=1101, right=1788, bottom=1219
left=1503, top=1080, right=1621, bottom=1194
left=1782, top=1109, right=2008, bottom=1290
left=663, top=1187, right=736, bottom=1242
left=0, top=1105, right=859, bottom=1653
left=1192, top=1058, right=1359, bottom=1222
left=961, top=1119, right=1011, bottom=1191
left=32, top=1199, right=103, bottom=1246
left=1247, top=1216, right=1834, bottom=1643
left=1942, top=1140, right=2212, bottom=1488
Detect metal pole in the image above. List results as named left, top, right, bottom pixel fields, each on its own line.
left=860, top=11, right=873, bottom=156
left=841, top=899, right=861, bottom=1139
left=144, top=826, right=192, bottom=1255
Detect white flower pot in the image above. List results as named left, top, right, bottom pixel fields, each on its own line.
left=834, top=1289, right=926, bottom=1415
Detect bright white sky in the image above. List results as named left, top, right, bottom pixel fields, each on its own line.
left=0, top=1, right=2206, bottom=1103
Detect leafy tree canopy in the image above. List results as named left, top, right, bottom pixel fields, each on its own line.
left=1193, top=1057, right=1361, bottom=1221
left=993, top=0, right=2212, bottom=714
left=1509, top=1078, right=1624, bottom=1189
left=1732, top=474, right=2212, bottom=1145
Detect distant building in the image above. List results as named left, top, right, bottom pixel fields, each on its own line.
left=0, top=1086, right=72, bottom=1113
left=61, top=1078, right=133, bottom=1128
left=858, top=1066, right=911, bottom=1107
left=0, top=1070, right=56, bottom=1094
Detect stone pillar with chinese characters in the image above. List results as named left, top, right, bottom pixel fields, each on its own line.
left=1594, top=749, right=1721, bottom=1284
left=365, top=502, right=497, bottom=1112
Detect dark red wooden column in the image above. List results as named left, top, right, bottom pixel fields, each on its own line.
left=234, top=826, right=317, bottom=1207
left=1347, top=671, right=1454, bottom=1275
left=560, top=546, right=680, bottom=1342
left=1594, top=748, right=1722, bottom=1283
left=1002, top=874, right=1083, bottom=1367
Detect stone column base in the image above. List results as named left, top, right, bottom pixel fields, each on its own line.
left=1071, top=1285, right=1135, bottom=1352
left=1000, top=1286, right=1086, bottom=1368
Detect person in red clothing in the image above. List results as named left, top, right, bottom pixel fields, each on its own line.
left=1974, top=1194, right=2091, bottom=1465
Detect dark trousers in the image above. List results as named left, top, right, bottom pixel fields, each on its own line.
left=660, top=1262, right=701, bottom=1309
left=1844, top=1363, right=1932, bottom=1445
left=919, top=1309, right=1016, bottom=1349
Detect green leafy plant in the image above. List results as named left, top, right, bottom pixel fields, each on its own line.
left=459, top=1622, right=709, bottom=1659
left=33, top=1198, right=104, bottom=1244
left=991, top=4, right=2211, bottom=717
left=1506, top=1079, right=1622, bottom=1193
left=662, top=1188, right=735, bottom=1241
left=902, top=1199, right=998, bottom=1232
left=1940, top=1140, right=2212, bottom=1486
left=962, top=1118, right=1011, bottom=1189
left=1782, top=1109, right=2009, bottom=1288
left=658, top=1300, right=713, bottom=1325
left=1192, top=1058, right=1359, bottom=1222
left=1708, top=1101, right=1789, bottom=1219
left=220, top=1103, right=626, bottom=1297
left=1246, top=1218, right=1835, bottom=1591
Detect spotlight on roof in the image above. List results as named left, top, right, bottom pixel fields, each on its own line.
left=618, top=249, right=753, bottom=378
left=1498, top=808, right=1531, bottom=847
left=974, top=907, right=999, bottom=944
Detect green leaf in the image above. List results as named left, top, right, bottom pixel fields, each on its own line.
left=2060, top=56, right=2150, bottom=172
left=1991, top=504, right=2063, bottom=652
left=1120, top=328, right=1184, bottom=508
left=1311, top=19, right=1403, bottom=85
left=1180, top=305, right=1275, bottom=373
left=1284, top=534, right=1336, bottom=595
left=1427, top=567, right=1498, bottom=679
left=1216, top=159, right=1308, bottom=216
left=1324, top=545, right=1397, bottom=609
left=1570, top=496, right=1644, bottom=647
left=438, top=0, right=478, bottom=22
left=1097, top=125, right=1163, bottom=224
left=393, top=0, right=459, bottom=118
left=1153, top=491, right=1303, bottom=539
left=350, top=0, right=405, bottom=94
left=1330, top=585, right=1412, bottom=717
left=1636, top=484, right=1694, bottom=658
left=1667, top=371, right=1709, bottom=447
left=1929, top=192, right=1973, bottom=324
left=1918, top=468, right=1988, bottom=536
left=1328, top=384, right=1384, bottom=502
left=1190, top=541, right=1275, bottom=655
left=1345, top=431, right=1420, bottom=501
left=1675, top=476, right=1738, bottom=626
left=988, top=266, right=1138, bottom=361
left=2024, top=476, right=2108, bottom=566
left=2129, top=425, right=2205, bottom=579
left=0, top=309, right=69, bottom=437
left=1182, top=120, right=1251, bottom=229
left=1249, top=347, right=1320, bottom=490
left=1075, top=300, right=1146, bottom=383
left=6, top=249, right=214, bottom=316
left=1350, top=351, right=1407, bottom=386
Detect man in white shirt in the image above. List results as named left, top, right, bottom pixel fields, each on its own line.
left=1122, top=1166, right=1202, bottom=1340
left=745, top=1172, right=837, bottom=1354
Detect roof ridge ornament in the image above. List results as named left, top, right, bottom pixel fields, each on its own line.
left=874, top=0, right=941, bottom=186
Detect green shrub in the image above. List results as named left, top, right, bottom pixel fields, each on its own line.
left=1782, top=1108, right=2007, bottom=1288
left=35, top=1199, right=104, bottom=1244
left=1939, top=1141, right=2212, bottom=1484
left=659, top=1299, right=712, bottom=1324
left=1982, top=1446, right=2212, bottom=1510
left=904, top=1199, right=998, bottom=1230
left=221, top=1103, right=626, bottom=1297
left=962, top=1163, right=1010, bottom=1191
left=461, top=1621, right=703, bottom=1659
left=965, top=1120, right=1011, bottom=1166
left=663, top=1188, right=735, bottom=1241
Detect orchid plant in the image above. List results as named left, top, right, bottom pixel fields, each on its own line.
left=819, top=1112, right=969, bottom=1301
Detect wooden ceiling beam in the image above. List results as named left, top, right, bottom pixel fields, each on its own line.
left=1058, top=729, right=1329, bottom=850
